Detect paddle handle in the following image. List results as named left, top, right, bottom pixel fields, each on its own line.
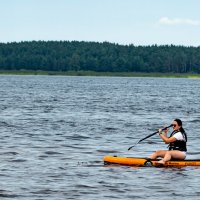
left=138, top=124, right=172, bottom=143
left=128, top=124, right=172, bottom=151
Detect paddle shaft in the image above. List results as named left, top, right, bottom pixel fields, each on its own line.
left=128, top=124, right=173, bottom=151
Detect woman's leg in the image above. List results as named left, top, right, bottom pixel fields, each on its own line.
left=158, top=150, right=186, bottom=164
left=149, top=150, right=168, bottom=159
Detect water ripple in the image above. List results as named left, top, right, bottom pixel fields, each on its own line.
left=0, top=75, right=200, bottom=200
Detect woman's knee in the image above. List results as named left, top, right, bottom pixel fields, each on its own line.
left=151, top=150, right=166, bottom=158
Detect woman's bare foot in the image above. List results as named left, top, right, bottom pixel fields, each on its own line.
left=157, top=160, right=165, bottom=165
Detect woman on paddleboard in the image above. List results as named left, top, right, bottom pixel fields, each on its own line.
left=149, top=119, right=187, bottom=165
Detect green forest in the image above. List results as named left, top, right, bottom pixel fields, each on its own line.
left=0, top=41, right=200, bottom=73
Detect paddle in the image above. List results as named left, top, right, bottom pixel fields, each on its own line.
left=128, top=124, right=173, bottom=151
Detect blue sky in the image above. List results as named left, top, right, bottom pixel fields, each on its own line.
left=1, top=0, right=200, bottom=46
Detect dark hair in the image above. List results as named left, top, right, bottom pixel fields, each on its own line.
left=174, top=118, right=182, bottom=126
left=174, top=118, right=186, bottom=134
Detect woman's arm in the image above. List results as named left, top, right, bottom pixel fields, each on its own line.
left=159, top=134, right=177, bottom=144
left=158, top=128, right=177, bottom=144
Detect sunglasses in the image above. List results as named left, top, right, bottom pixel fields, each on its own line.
left=172, top=124, right=177, bottom=127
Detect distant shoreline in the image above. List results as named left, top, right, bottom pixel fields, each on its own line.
left=0, top=70, right=200, bottom=78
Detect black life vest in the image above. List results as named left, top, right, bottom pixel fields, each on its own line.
left=168, top=130, right=187, bottom=152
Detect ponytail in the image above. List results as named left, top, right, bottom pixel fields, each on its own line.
left=174, top=118, right=187, bottom=142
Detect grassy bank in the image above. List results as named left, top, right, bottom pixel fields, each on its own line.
left=0, top=70, right=200, bottom=78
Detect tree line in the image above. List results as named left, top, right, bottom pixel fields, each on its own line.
left=0, top=41, right=200, bottom=73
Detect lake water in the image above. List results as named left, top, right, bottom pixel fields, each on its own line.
left=0, top=75, right=200, bottom=199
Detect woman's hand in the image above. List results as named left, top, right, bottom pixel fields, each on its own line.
left=158, top=127, right=169, bottom=136
left=163, top=128, right=169, bottom=135
left=158, top=129, right=162, bottom=135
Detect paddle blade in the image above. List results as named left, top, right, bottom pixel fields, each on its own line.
left=128, top=146, right=134, bottom=151
left=128, top=141, right=139, bottom=151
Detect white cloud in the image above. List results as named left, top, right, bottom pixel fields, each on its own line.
left=159, top=17, right=200, bottom=26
